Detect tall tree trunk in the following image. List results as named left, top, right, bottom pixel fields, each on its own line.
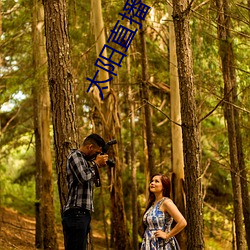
left=0, top=0, right=2, bottom=67
left=235, top=113, right=250, bottom=248
left=216, top=0, right=246, bottom=248
left=130, top=95, right=138, bottom=250
left=172, top=1, right=204, bottom=249
left=43, top=0, right=78, bottom=210
left=91, top=90, right=130, bottom=250
left=127, top=49, right=138, bottom=250
left=32, top=1, right=58, bottom=249
left=91, top=0, right=110, bottom=97
left=0, top=0, right=2, bottom=222
left=139, top=19, right=155, bottom=179
left=32, top=1, right=43, bottom=247
left=249, top=0, right=250, bottom=25
left=168, top=3, right=186, bottom=250
left=100, top=185, right=109, bottom=250
left=90, top=1, right=130, bottom=249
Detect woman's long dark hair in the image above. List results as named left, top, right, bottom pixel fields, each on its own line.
left=142, top=173, right=171, bottom=233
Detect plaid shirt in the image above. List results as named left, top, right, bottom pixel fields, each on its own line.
left=64, top=149, right=96, bottom=212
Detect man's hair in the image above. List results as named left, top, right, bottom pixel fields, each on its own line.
left=83, top=134, right=105, bottom=148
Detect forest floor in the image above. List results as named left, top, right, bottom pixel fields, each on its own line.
left=0, top=207, right=108, bottom=250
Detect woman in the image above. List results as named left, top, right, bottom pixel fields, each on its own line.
left=141, top=173, right=187, bottom=250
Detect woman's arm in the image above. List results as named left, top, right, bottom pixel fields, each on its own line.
left=154, top=199, right=187, bottom=240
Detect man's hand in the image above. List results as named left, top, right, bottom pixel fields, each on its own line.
left=94, top=154, right=108, bottom=167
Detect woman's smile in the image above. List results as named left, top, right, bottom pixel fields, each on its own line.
left=149, top=176, right=163, bottom=193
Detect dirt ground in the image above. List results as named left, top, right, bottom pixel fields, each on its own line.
left=0, top=207, right=108, bottom=250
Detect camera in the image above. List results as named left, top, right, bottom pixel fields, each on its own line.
left=101, top=139, right=117, bottom=168
left=93, top=139, right=117, bottom=187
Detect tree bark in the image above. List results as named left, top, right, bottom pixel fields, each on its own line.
left=127, top=49, right=138, bottom=250
left=91, top=0, right=110, bottom=97
left=32, top=1, right=58, bottom=249
left=139, top=19, right=155, bottom=179
left=91, top=90, right=130, bottom=250
left=0, top=0, right=2, bottom=67
left=43, top=0, right=78, bottom=210
left=235, top=112, right=250, bottom=249
left=172, top=0, right=204, bottom=249
left=0, top=0, right=3, bottom=229
left=216, top=0, right=246, bottom=248
left=249, top=0, right=250, bottom=26
left=100, top=184, right=109, bottom=250
left=168, top=3, right=186, bottom=249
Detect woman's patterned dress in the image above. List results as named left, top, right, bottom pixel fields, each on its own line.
left=141, top=198, right=180, bottom=250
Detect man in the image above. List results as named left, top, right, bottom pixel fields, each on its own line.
left=62, top=134, right=108, bottom=250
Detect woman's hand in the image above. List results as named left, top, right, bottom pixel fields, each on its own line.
left=154, top=230, right=169, bottom=240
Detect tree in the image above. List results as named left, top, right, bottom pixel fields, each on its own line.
left=43, top=0, right=78, bottom=211
left=32, top=0, right=58, bottom=249
left=168, top=3, right=186, bottom=249
left=89, top=0, right=130, bottom=249
left=216, top=0, right=247, bottom=248
left=0, top=0, right=2, bottom=67
left=172, top=0, right=204, bottom=249
left=235, top=110, right=250, bottom=248
left=139, top=19, right=155, bottom=179
left=0, top=0, right=2, bottom=217
left=127, top=48, right=138, bottom=250
left=90, top=0, right=110, bottom=98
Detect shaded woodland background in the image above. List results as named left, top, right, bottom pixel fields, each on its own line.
left=0, top=0, right=250, bottom=249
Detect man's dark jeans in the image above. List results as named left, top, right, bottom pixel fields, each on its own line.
left=62, top=208, right=91, bottom=250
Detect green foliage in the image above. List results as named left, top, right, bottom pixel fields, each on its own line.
left=0, top=138, right=35, bottom=215
left=2, top=180, right=36, bottom=216
left=204, top=205, right=233, bottom=249
left=13, top=163, right=36, bottom=184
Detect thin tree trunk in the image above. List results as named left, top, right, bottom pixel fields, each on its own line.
left=235, top=113, right=250, bottom=248
left=43, top=0, right=78, bottom=211
left=172, top=0, right=204, bottom=249
left=249, top=0, right=250, bottom=25
left=168, top=3, right=186, bottom=249
left=0, top=0, right=3, bottom=233
left=91, top=0, right=110, bottom=97
left=100, top=184, right=109, bottom=250
left=232, top=218, right=236, bottom=250
left=0, top=0, right=2, bottom=67
left=127, top=49, right=138, bottom=250
left=32, top=1, right=58, bottom=249
left=216, top=0, right=246, bottom=248
left=130, top=98, right=138, bottom=250
left=139, top=19, right=155, bottom=178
